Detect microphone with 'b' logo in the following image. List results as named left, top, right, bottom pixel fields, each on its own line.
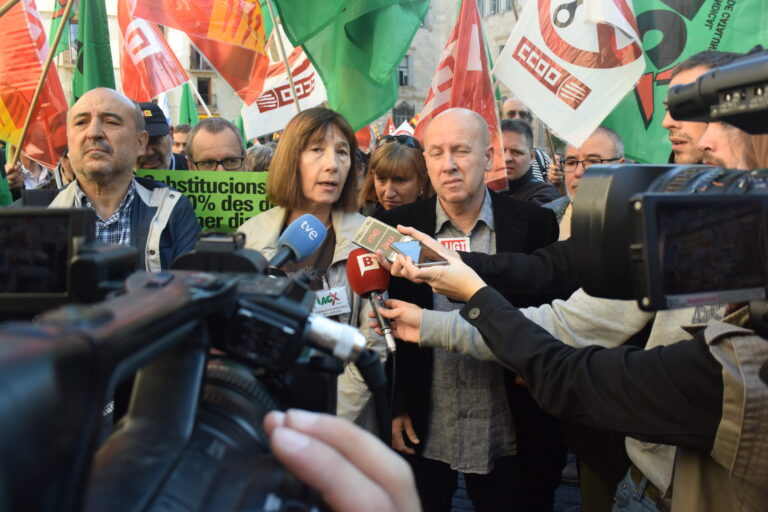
left=346, top=248, right=396, bottom=353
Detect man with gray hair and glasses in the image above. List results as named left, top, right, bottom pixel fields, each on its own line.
left=186, top=117, right=245, bottom=172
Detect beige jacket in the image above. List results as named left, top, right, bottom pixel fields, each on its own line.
left=238, top=207, right=386, bottom=425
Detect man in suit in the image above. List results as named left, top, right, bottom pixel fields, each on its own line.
left=378, top=108, right=560, bottom=511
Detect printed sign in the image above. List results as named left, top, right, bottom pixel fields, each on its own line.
left=136, top=169, right=270, bottom=231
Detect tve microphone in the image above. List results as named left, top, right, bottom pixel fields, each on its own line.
left=346, top=248, right=396, bottom=353
left=269, top=214, right=327, bottom=268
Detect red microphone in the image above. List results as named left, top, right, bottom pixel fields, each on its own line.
left=346, top=248, right=396, bottom=353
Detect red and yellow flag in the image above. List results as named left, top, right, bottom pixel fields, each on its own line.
left=133, top=0, right=266, bottom=54
left=118, top=0, right=189, bottom=102
left=190, top=35, right=268, bottom=105
left=0, top=0, right=68, bottom=168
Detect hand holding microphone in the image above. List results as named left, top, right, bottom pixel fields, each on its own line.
left=346, top=249, right=397, bottom=353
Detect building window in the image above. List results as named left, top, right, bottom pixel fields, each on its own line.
left=189, top=47, right=213, bottom=71
left=506, top=0, right=516, bottom=12
left=489, top=0, right=499, bottom=15
left=477, top=0, right=484, bottom=16
left=393, top=102, right=415, bottom=127
left=197, top=77, right=212, bottom=107
left=398, top=55, right=412, bottom=87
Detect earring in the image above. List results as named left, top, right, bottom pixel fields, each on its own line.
left=418, top=188, right=424, bottom=197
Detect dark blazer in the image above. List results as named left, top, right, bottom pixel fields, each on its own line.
left=378, top=189, right=559, bottom=442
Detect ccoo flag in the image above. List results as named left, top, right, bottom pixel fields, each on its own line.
left=0, top=0, right=68, bottom=168
left=601, top=0, right=768, bottom=163
left=117, top=0, right=189, bottom=102
left=241, top=26, right=327, bottom=140
left=493, top=0, right=645, bottom=147
left=416, top=0, right=506, bottom=191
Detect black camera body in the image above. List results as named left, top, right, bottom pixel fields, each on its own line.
left=572, top=49, right=768, bottom=312
left=0, top=208, right=136, bottom=317
left=573, top=165, right=768, bottom=311
left=0, top=227, right=379, bottom=512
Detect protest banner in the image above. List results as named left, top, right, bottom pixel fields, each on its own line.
left=601, top=0, right=768, bottom=163
left=136, top=170, right=271, bottom=231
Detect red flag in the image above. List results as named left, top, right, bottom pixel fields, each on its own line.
left=385, top=116, right=395, bottom=136
left=133, top=0, right=266, bottom=54
left=355, top=125, right=373, bottom=153
left=416, top=0, right=506, bottom=191
left=0, top=0, right=67, bottom=168
left=118, top=0, right=189, bottom=102
left=190, top=35, right=268, bottom=105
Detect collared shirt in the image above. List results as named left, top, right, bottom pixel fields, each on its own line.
left=21, top=166, right=51, bottom=189
left=422, top=189, right=517, bottom=473
left=75, top=180, right=135, bottom=247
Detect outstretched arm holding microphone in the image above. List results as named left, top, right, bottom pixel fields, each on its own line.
left=371, top=228, right=728, bottom=453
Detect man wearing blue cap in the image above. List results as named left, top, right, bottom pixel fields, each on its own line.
left=137, top=102, right=188, bottom=170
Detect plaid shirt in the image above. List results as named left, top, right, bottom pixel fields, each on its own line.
left=75, top=180, right=135, bottom=247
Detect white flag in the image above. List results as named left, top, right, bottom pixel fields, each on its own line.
left=493, top=0, right=644, bottom=146
left=393, top=121, right=415, bottom=136
left=241, top=27, right=327, bottom=140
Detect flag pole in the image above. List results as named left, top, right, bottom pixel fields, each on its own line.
left=0, top=0, right=20, bottom=18
left=9, top=0, right=75, bottom=167
left=511, top=0, right=519, bottom=20
left=266, top=0, right=301, bottom=114
left=188, top=81, right=212, bottom=117
left=544, top=128, right=566, bottom=196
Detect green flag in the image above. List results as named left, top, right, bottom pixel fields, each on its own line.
left=179, top=83, right=199, bottom=126
left=259, top=0, right=274, bottom=40
left=72, top=0, right=115, bottom=102
left=602, top=0, right=768, bottom=164
left=0, top=143, right=10, bottom=206
left=49, top=0, right=74, bottom=58
left=236, top=113, right=247, bottom=147
left=274, top=0, right=429, bottom=130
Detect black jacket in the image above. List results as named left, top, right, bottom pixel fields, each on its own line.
left=379, top=189, right=559, bottom=443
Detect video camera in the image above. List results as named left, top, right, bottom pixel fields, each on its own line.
left=0, top=217, right=388, bottom=512
left=572, top=49, right=768, bottom=313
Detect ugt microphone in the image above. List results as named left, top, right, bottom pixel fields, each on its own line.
left=346, top=248, right=396, bottom=353
left=269, top=214, right=328, bottom=268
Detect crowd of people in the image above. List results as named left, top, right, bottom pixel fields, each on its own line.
left=2, top=48, right=768, bottom=512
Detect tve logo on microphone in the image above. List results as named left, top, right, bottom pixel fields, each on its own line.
left=356, top=253, right=379, bottom=275
left=301, top=219, right=321, bottom=241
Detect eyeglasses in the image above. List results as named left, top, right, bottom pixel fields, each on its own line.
left=192, top=157, right=244, bottom=171
left=505, top=110, right=532, bottom=121
left=562, top=157, right=621, bottom=172
left=378, top=134, right=422, bottom=149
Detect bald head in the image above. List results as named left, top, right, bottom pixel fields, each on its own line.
left=426, top=108, right=490, bottom=148
left=69, top=88, right=145, bottom=134
left=503, top=98, right=532, bottom=123
left=67, top=87, right=148, bottom=184
left=422, top=108, right=493, bottom=209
